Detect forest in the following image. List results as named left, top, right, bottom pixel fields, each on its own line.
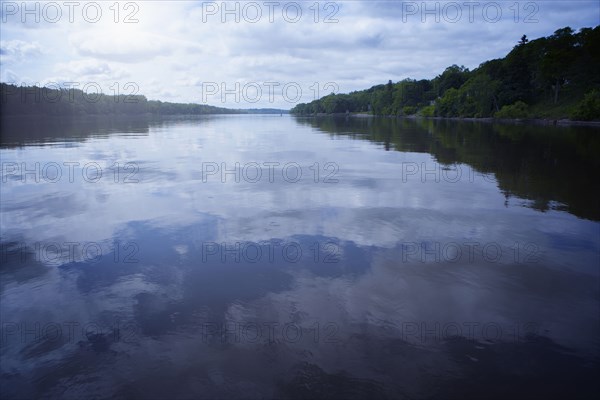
left=0, top=84, right=287, bottom=116
left=291, top=26, right=600, bottom=121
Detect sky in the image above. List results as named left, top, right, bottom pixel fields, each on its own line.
left=1, top=0, right=598, bottom=109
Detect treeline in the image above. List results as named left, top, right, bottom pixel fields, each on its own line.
left=291, top=26, right=600, bottom=121
left=244, top=108, right=289, bottom=114
left=0, top=83, right=243, bottom=116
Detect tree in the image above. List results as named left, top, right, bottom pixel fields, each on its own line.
left=434, top=65, right=470, bottom=97
left=540, top=27, right=576, bottom=103
left=519, top=35, right=529, bottom=45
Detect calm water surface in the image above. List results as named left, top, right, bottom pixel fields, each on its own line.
left=1, top=115, right=599, bottom=399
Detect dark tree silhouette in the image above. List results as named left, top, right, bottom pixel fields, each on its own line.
left=519, top=35, right=529, bottom=45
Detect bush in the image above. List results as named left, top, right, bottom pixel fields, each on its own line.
left=402, top=106, right=417, bottom=115
left=571, top=90, right=600, bottom=121
left=419, top=105, right=435, bottom=117
left=495, top=101, right=529, bottom=119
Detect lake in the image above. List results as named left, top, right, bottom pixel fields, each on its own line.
left=1, top=115, right=599, bottom=399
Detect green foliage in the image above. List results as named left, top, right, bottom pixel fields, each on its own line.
left=419, top=105, right=435, bottom=117
left=495, top=101, right=530, bottom=119
left=291, top=78, right=436, bottom=116
left=435, top=74, right=500, bottom=117
left=436, top=88, right=461, bottom=117
left=571, top=90, right=600, bottom=121
left=434, top=65, right=471, bottom=96
left=540, top=27, right=577, bottom=104
left=291, top=25, right=600, bottom=120
left=402, top=106, right=417, bottom=115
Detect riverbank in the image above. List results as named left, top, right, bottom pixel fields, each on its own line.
left=301, top=113, right=600, bottom=127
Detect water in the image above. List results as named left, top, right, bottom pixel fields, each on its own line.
left=1, top=115, right=599, bottom=399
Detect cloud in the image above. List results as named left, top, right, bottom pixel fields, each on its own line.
left=69, top=30, right=174, bottom=63
left=1, top=69, right=21, bottom=83
left=54, top=59, right=130, bottom=81
left=0, top=39, right=41, bottom=62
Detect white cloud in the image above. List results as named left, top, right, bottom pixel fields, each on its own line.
left=0, top=39, right=41, bottom=61
left=54, top=59, right=130, bottom=81
left=2, top=68, right=20, bottom=83
left=68, top=30, right=174, bottom=63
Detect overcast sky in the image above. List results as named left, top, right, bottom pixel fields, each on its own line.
left=1, top=1, right=598, bottom=109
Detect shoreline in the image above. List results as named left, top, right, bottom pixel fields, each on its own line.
left=296, top=113, right=600, bottom=127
